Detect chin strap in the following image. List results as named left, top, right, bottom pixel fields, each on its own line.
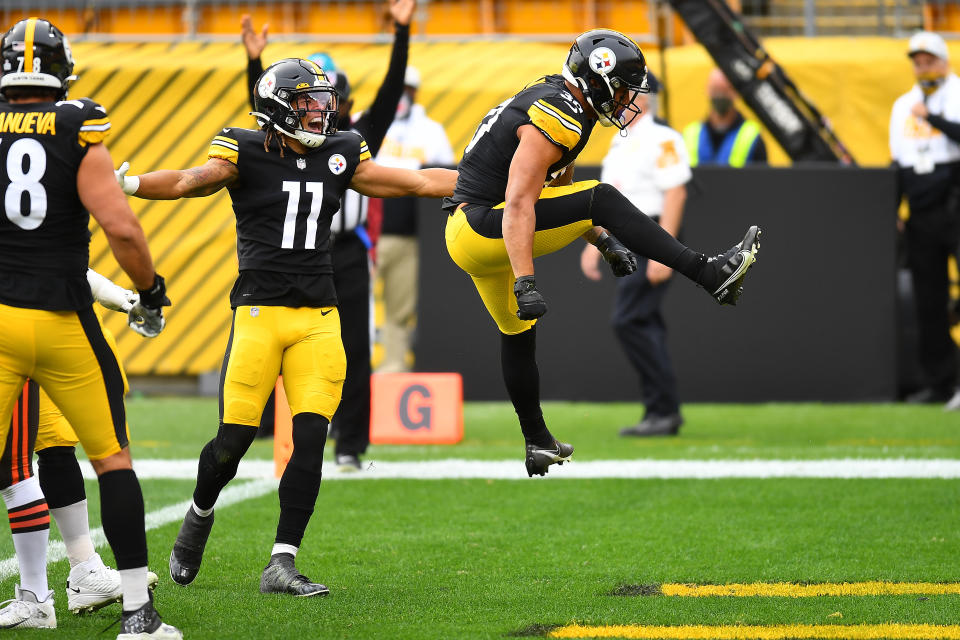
left=562, top=64, right=620, bottom=128
left=250, top=111, right=326, bottom=148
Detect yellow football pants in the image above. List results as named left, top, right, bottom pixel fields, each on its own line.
left=220, top=305, right=347, bottom=426
left=445, top=180, right=598, bottom=335
left=0, top=304, right=130, bottom=461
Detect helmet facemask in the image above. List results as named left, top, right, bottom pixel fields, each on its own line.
left=590, top=73, right=647, bottom=130
left=280, top=87, right=339, bottom=148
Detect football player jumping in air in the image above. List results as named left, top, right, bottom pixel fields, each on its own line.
left=0, top=17, right=180, bottom=639
left=443, top=29, right=761, bottom=477
left=116, top=58, right=457, bottom=596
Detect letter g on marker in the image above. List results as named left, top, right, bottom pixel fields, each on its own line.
left=398, top=384, right=432, bottom=430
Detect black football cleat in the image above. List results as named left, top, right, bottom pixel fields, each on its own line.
left=118, top=594, right=182, bottom=639
left=703, top=225, right=761, bottom=306
left=525, top=440, right=574, bottom=477
left=259, top=554, right=330, bottom=597
left=619, top=414, right=684, bottom=437
left=168, top=507, right=214, bottom=587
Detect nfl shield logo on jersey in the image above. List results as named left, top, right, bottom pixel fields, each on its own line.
left=296, top=158, right=306, bottom=170
left=328, top=154, right=347, bottom=175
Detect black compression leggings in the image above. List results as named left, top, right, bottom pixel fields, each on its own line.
left=463, top=181, right=706, bottom=284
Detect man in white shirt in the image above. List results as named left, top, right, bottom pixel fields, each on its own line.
left=889, top=31, right=960, bottom=409
left=581, top=74, right=691, bottom=436
left=375, top=66, right=455, bottom=373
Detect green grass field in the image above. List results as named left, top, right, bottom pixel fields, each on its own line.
left=1, top=400, right=958, bottom=639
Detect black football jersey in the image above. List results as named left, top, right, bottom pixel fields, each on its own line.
left=453, top=75, right=595, bottom=206
left=207, top=128, right=371, bottom=308
left=0, top=98, right=111, bottom=310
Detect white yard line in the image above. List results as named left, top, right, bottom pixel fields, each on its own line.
left=0, top=478, right=276, bottom=581
left=78, top=458, right=960, bottom=481
left=2, top=458, right=955, bottom=581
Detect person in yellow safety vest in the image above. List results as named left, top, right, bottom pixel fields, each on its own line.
left=683, top=69, right=767, bottom=167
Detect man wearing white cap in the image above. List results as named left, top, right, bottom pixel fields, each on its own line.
left=889, top=31, right=960, bottom=408
left=580, top=73, right=690, bottom=437
left=375, top=66, right=454, bottom=373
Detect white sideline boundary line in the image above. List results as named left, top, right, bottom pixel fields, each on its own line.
left=0, top=479, right=276, bottom=582
left=78, top=458, right=960, bottom=481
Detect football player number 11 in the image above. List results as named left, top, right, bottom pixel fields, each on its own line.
left=281, top=180, right=324, bottom=250
left=3, top=138, right=48, bottom=231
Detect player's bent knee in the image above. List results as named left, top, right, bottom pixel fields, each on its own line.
left=497, top=318, right=537, bottom=335
left=214, top=423, right=257, bottom=462
left=36, top=445, right=78, bottom=471
left=198, top=423, right=256, bottom=484
left=589, top=182, right=638, bottom=228
left=37, top=446, right=85, bottom=508
left=88, top=447, right=132, bottom=476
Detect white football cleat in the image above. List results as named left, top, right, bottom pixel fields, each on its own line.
left=68, top=552, right=159, bottom=614
left=0, top=585, right=56, bottom=629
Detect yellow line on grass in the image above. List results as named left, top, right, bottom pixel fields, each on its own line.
left=548, top=623, right=960, bottom=639
left=659, top=582, right=960, bottom=598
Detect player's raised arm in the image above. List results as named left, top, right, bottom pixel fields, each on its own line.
left=349, top=158, right=457, bottom=199
left=502, top=124, right=563, bottom=278
left=118, top=158, right=239, bottom=200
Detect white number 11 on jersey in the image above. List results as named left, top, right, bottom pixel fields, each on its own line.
left=281, top=181, right=324, bottom=250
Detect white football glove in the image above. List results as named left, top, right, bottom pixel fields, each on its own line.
left=127, top=303, right=165, bottom=338
left=115, top=161, right=140, bottom=195
left=87, top=268, right=138, bottom=313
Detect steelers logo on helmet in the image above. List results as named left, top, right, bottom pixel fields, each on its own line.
left=589, top=47, right=617, bottom=74
left=258, top=72, right=277, bottom=99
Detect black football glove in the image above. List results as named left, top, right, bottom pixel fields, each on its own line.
left=596, top=233, right=638, bottom=277
left=128, top=274, right=172, bottom=338
left=514, top=275, right=547, bottom=320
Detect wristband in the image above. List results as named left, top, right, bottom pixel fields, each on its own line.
left=138, top=274, right=168, bottom=309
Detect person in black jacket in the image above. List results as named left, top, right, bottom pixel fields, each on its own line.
left=240, top=0, right=415, bottom=469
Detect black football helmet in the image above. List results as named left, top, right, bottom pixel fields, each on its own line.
left=562, top=29, right=649, bottom=130
left=0, top=18, right=75, bottom=100
left=251, top=58, right=339, bottom=149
